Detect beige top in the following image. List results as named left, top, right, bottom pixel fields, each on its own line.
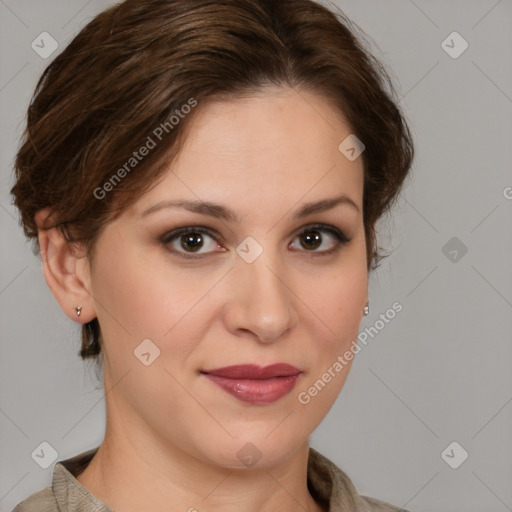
left=12, top=446, right=410, bottom=512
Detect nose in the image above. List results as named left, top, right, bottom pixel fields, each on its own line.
left=222, top=250, right=298, bottom=343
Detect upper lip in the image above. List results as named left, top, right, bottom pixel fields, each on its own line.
left=201, top=364, right=301, bottom=380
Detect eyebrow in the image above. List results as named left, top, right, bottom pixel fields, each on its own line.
left=139, top=194, right=360, bottom=221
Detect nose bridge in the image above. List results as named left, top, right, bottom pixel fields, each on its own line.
left=228, top=240, right=296, bottom=342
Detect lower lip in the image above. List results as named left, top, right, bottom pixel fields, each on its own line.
left=203, top=373, right=301, bottom=404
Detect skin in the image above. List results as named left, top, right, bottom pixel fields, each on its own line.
left=35, top=85, right=368, bottom=512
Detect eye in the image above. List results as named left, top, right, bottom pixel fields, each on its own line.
left=160, top=227, right=223, bottom=259
left=160, top=223, right=351, bottom=260
left=289, top=224, right=351, bottom=256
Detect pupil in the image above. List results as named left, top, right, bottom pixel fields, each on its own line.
left=182, top=233, right=203, bottom=252
left=301, top=230, right=321, bottom=250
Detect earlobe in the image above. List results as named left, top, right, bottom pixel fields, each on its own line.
left=34, top=208, right=96, bottom=323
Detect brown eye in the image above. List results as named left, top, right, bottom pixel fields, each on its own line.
left=161, top=227, right=222, bottom=258
left=299, top=230, right=322, bottom=250
left=180, top=232, right=205, bottom=252
left=290, top=224, right=351, bottom=255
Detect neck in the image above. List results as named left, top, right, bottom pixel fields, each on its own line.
left=76, top=428, right=325, bottom=512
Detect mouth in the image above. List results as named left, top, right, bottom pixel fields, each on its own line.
left=201, top=364, right=302, bottom=405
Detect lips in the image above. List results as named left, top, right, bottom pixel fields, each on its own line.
left=202, top=364, right=301, bottom=379
left=201, top=364, right=302, bottom=405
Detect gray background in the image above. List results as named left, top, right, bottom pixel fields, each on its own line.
left=1, top=1, right=511, bottom=511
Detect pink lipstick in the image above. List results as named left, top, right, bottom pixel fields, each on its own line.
left=201, top=364, right=302, bottom=405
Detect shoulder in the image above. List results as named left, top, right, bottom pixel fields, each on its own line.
left=10, top=486, right=59, bottom=512
left=308, top=447, right=411, bottom=512
left=358, top=494, right=411, bottom=512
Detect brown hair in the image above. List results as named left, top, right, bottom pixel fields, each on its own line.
left=10, top=0, right=414, bottom=365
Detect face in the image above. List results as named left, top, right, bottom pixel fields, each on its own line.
left=84, top=86, right=367, bottom=469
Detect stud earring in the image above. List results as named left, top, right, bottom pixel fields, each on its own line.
left=73, top=306, right=82, bottom=317
left=363, top=299, right=369, bottom=316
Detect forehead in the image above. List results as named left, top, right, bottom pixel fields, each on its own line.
left=181, top=86, right=351, bottom=156
left=131, top=86, right=364, bottom=218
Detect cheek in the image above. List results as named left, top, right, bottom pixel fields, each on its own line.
left=91, top=243, right=206, bottom=340
left=294, top=268, right=365, bottom=413
left=304, top=258, right=367, bottom=343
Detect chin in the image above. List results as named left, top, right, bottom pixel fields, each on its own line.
left=195, top=434, right=302, bottom=471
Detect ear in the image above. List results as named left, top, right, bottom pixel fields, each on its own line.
left=34, top=207, right=97, bottom=323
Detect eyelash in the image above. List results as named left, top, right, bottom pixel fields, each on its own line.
left=159, top=223, right=351, bottom=260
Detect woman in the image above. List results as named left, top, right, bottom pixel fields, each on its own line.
left=10, top=0, right=414, bottom=510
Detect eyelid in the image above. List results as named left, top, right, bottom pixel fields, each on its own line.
left=291, top=222, right=350, bottom=242
left=160, top=226, right=222, bottom=244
